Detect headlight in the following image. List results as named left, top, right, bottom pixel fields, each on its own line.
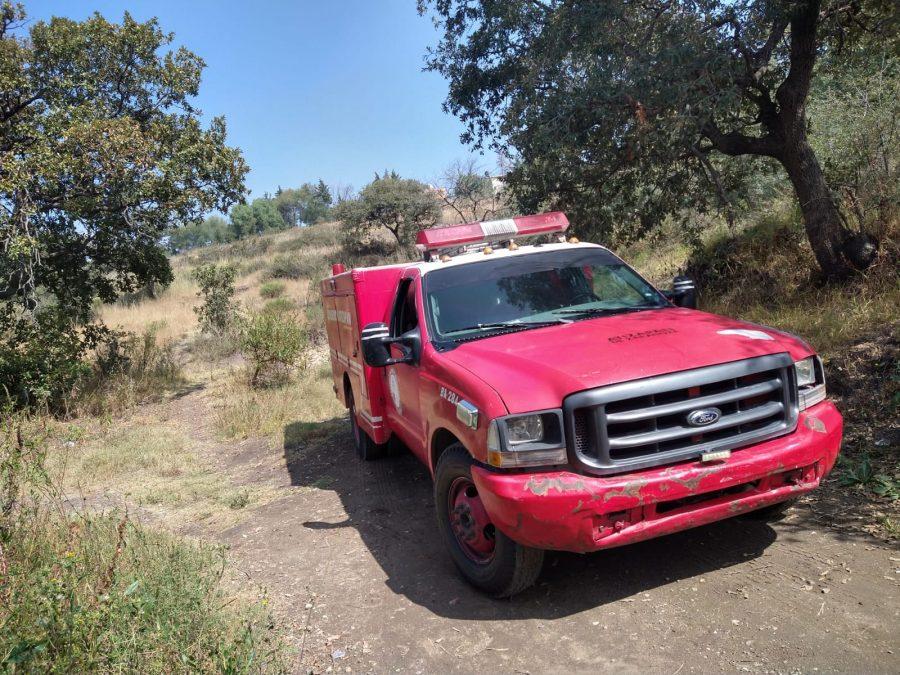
left=795, top=357, right=816, bottom=387
left=795, top=356, right=826, bottom=410
left=486, top=411, right=567, bottom=468
left=506, top=415, right=544, bottom=444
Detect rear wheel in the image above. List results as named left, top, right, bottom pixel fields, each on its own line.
left=435, top=445, right=544, bottom=597
left=347, top=388, right=387, bottom=461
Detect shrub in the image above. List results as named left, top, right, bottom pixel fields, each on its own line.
left=238, top=312, right=307, bottom=387
left=0, top=307, right=103, bottom=411
left=192, top=264, right=237, bottom=333
left=259, top=281, right=285, bottom=299
left=73, top=323, right=184, bottom=416
left=262, top=297, right=296, bottom=315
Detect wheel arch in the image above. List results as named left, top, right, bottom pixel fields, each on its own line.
left=342, top=372, right=352, bottom=408
left=430, top=427, right=466, bottom=474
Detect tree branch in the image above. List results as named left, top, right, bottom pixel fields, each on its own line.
left=701, top=121, right=779, bottom=158
left=775, top=0, right=821, bottom=120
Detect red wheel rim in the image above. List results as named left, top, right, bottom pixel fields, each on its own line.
left=448, top=476, right=496, bottom=563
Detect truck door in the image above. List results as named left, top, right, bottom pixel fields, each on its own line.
left=385, top=276, right=425, bottom=456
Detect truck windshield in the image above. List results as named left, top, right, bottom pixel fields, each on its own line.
left=423, top=248, right=668, bottom=342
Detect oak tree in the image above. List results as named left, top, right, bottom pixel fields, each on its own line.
left=421, top=0, right=894, bottom=277
left=0, top=4, right=247, bottom=319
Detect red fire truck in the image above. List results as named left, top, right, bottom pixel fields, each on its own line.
left=321, top=212, right=841, bottom=597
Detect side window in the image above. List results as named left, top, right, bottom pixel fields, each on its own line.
left=390, top=279, right=419, bottom=337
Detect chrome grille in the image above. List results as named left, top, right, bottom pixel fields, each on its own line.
left=564, top=353, right=799, bottom=475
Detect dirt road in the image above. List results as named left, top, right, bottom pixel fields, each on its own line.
left=178, top=403, right=898, bottom=674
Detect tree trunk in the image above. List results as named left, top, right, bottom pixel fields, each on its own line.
left=779, top=139, right=852, bottom=279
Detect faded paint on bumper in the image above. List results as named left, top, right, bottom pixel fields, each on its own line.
left=471, top=402, right=842, bottom=553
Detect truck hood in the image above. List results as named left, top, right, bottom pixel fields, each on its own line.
left=441, top=307, right=813, bottom=414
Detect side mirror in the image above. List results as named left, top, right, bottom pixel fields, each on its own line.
left=665, top=275, right=697, bottom=309
left=361, top=322, right=417, bottom=367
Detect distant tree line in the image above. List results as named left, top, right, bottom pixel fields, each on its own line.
left=165, top=180, right=335, bottom=253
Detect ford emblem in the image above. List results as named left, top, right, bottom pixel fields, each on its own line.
left=687, top=407, right=721, bottom=427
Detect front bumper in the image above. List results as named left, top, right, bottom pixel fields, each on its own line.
left=472, top=401, right=842, bottom=553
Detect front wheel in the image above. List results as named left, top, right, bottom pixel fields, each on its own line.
left=348, top=389, right=387, bottom=461
left=435, top=445, right=544, bottom=597
left=743, top=497, right=798, bottom=521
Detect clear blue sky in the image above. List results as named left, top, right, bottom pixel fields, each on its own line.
left=26, top=0, right=498, bottom=199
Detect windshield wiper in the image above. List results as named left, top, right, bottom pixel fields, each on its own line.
left=445, top=319, right=568, bottom=335
left=553, top=304, right=663, bottom=316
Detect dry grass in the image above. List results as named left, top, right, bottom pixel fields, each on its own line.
left=52, top=418, right=279, bottom=528
left=626, top=200, right=899, bottom=356
left=703, top=278, right=900, bottom=356
left=213, top=350, right=343, bottom=447
left=99, top=272, right=199, bottom=343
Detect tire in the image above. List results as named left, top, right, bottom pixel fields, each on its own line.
left=434, top=444, right=544, bottom=597
left=347, top=388, right=386, bottom=461
left=743, top=497, right=798, bottom=521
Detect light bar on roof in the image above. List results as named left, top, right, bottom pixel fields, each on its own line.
left=415, top=212, right=569, bottom=253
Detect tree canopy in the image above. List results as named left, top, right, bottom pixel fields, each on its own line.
left=421, top=0, right=895, bottom=277
left=229, top=198, right=284, bottom=238
left=438, top=158, right=509, bottom=223
left=275, top=180, right=333, bottom=227
left=166, top=215, right=233, bottom=253
left=0, top=3, right=247, bottom=320
left=335, top=172, right=442, bottom=252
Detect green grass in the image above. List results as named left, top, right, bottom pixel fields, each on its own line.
left=261, top=297, right=297, bottom=315
left=259, top=280, right=285, bottom=299
left=1, top=418, right=288, bottom=673
left=1, top=514, right=287, bottom=672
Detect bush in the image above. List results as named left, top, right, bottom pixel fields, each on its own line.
left=0, top=307, right=104, bottom=411
left=0, top=415, right=287, bottom=672
left=73, top=323, right=184, bottom=416
left=262, top=297, right=296, bottom=315
left=192, top=264, right=237, bottom=333
left=238, top=312, right=307, bottom=387
left=259, top=281, right=285, bottom=299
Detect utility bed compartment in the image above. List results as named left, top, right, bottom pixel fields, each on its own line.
left=320, top=265, right=404, bottom=444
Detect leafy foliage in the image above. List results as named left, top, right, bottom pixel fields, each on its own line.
left=166, top=216, right=234, bottom=253
left=0, top=4, right=247, bottom=321
left=192, top=264, right=237, bottom=333
left=420, top=0, right=895, bottom=277
left=275, top=180, right=333, bottom=227
left=0, top=307, right=104, bottom=410
left=838, top=453, right=900, bottom=500
left=229, top=198, right=285, bottom=239
left=810, top=47, right=899, bottom=238
left=238, top=311, right=307, bottom=387
left=335, top=171, right=442, bottom=252
left=259, top=280, right=286, bottom=299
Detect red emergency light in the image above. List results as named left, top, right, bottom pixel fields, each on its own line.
left=415, top=212, right=569, bottom=254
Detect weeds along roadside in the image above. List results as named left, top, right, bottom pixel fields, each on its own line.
left=0, top=411, right=289, bottom=673
left=0, top=225, right=349, bottom=671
